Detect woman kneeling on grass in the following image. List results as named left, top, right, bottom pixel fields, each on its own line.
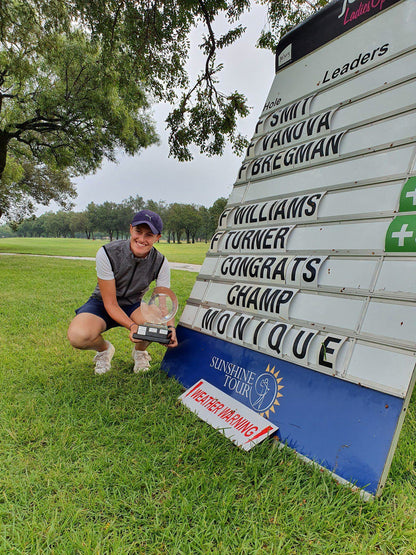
left=67, top=210, right=178, bottom=374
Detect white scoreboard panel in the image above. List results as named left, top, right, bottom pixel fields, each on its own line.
left=163, top=0, right=416, bottom=496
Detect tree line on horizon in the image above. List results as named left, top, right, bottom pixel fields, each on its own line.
left=1, top=195, right=227, bottom=244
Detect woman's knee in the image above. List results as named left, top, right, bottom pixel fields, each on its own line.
left=67, top=326, right=89, bottom=349
left=67, top=317, right=103, bottom=349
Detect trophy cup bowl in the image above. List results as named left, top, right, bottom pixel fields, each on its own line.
left=132, top=286, right=178, bottom=344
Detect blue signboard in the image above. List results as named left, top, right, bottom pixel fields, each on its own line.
left=162, top=327, right=403, bottom=495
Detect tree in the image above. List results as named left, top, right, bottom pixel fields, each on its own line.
left=198, top=205, right=211, bottom=242
left=113, top=201, right=134, bottom=239
left=14, top=215, right=40, bottom=237
left=85, top=202, right=101, bottom=240
left=0, top=0, right=159, bottom=217
left=41, top=210, right=72, bottom=237
left=166, top=0, right=328, bottom=161
left=165, top=203, right=186, bottom=244
left=94, top=201, right=119, bottom=241
left=180, top=204, right=202, bottom=243
left=69, top=211, right=93, bottom=239
left=0, top=1, right=327, bottom=219
left=209, top=197, right=228, bottom=236
left=0, top=160, right=75, bottom=222
left=0, top=223, right=14, bottom=237
left=123, top=195, right=145, bottom=214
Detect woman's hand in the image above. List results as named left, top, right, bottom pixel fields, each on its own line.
left=129, top=323, right=140, bottom=343
left=167, top=326, right=178, bottom=348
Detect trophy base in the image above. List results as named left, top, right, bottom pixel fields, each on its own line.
left=132, top=323, right=171, bottom=344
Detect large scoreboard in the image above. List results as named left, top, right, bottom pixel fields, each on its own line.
left=162, top=0, right=416, bottom=496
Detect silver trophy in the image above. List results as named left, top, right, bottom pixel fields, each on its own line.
left=132, top=286, right=178, bottom=344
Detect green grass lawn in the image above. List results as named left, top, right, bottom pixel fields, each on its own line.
left=0, top=237, right=209, bottom=265
left=1, top=255, right=416, bottom=553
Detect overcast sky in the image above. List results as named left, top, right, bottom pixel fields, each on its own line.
left=69, top=5, right=275, bottom=213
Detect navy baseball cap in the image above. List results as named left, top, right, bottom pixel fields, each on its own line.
left=131, top=210, right=163, bottom=235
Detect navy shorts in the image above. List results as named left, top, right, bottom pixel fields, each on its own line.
left=75, top=297, right=141, bottom=330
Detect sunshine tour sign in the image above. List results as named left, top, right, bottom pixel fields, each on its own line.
left=162, top=0, right=416, bottom=497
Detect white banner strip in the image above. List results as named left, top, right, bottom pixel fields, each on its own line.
left=210, top=219, right=391, bottom=255
left=223, top=180, right=403, bottom=227
left=230, top=145, right=415, bottom=205
left=180, top=380, right=278, bottom=451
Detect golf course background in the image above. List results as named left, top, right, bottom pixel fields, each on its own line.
left=0, top=238, right=415, bottom=553
left=0, top=238, right=209, bottom=265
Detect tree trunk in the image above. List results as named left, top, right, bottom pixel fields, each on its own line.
left=0, top=131, right=11, bottom=218
left=0, top=130, right=10, bottom=183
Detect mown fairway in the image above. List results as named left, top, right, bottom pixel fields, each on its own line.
left=0, top=237, right=209, bottom=265
left=0, top=253, right=415, bottom=553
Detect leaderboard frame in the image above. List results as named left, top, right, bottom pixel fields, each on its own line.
left=162, top=0, right=416, bottom=497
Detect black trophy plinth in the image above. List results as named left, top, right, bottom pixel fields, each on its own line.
left=133, top=323, right=171, bottom=344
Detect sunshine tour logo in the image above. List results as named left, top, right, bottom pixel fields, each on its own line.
left=210, top=358, right=284, bottom=417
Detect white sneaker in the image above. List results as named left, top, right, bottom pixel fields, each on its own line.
left=93, top=342, right=115, bottom=375
left=132, top=349, right=151, bottom=373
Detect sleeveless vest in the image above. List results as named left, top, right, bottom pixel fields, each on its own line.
left=91, top=240, right=165, bottom=306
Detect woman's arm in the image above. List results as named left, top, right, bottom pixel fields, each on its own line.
left=98, top=278, right=138, bottom=330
